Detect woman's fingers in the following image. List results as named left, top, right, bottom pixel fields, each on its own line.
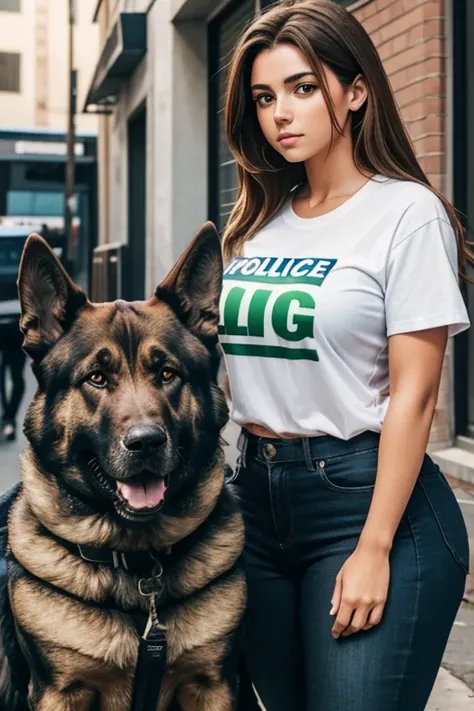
left=330, top=573, right=343, bottom=616
left=341, top=604, right=371, bottom=636
left=331, top=600, right=354, bottom=639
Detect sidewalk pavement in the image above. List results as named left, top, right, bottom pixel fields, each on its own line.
left=427, top=667, right=474, bottom=710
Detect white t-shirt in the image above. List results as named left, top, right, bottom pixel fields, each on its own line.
left=218, top=176, right=470, bottom=440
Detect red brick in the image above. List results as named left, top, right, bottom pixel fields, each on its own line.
left=394, top=75, right=443, bottom=107
left=412, top=133, right=444, bottom=155
left=399, top=96, right=443, bottom=122
left=406, top=113, right=444, bottom=135
left=377, top=6, right=429, bottom=43
left=429, top=173, right=445, bottom=192
left=383, top=36, right=443, bottom=76
left=418, top=153, right=444, bottom=177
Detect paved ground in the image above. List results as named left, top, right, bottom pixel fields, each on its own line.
left=1, top=371, right=473, bottom=708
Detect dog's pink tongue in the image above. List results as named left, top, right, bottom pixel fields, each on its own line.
left=116, top=478, right=166, bottom=510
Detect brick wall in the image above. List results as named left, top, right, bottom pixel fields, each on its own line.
left=351, top=0, right=452, bottom=448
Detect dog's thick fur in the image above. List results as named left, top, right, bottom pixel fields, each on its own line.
left=0, top=224, right=246, bottom=710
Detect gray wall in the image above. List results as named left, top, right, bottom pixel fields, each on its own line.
left=106, top=0, right=211, bottom=292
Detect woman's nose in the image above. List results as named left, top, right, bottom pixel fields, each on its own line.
left=273, top=98, right=293, bottom=124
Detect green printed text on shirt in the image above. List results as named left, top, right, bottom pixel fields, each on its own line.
left=219, top=256, right=337, bottom=361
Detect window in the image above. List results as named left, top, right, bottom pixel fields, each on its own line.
left=0, top=0, right=20, bottom=11
left=6, top=190, right=70, bottom=218
left=0, top=52, right=20, bottom=92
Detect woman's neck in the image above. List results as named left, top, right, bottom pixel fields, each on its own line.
left=302, top=134, right=370, bottom=208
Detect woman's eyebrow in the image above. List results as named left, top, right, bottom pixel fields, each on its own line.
left=251, top=71, right=316, bottom=91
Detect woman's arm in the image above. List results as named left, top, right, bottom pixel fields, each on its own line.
left=330, top=326, right=448, bottom=639
left=360, top=325, right=448, bottom=551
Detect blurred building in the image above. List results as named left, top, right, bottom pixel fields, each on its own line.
left=0, top=1, right=99, bottom=290
left=84, top=0, right=474, bottom=476
left=0, top=0, right=99, bottom=133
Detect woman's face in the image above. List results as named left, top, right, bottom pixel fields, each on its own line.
left=250, top=43, right=365, bottom=164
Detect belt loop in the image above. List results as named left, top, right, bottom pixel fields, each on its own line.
left=237, top=428, right=248, bottom=469
left=302, top=437, right=316, bottom=472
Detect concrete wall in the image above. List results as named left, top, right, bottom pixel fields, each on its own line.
left=0, top=1, right=35, bottom=126
left=100, top=0, right=211, bottom=292
left=0, top=0, right=98, bottom=133
left=48, top=0, right=99, bottom=133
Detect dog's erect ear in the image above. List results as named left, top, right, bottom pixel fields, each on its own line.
left=18, top=233, right=88, bottom=362
left=156, top=222, right=223, bottom=339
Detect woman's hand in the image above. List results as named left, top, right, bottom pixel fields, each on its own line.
left=330, top=544, right=390, bottom=639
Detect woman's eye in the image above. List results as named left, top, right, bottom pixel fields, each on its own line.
left=296, top=83, right=317, bottom=95
left=160, top=368, right=177, bottom=384
left=87, top=372, right=108, bottom=388
left=255, top=94, right=273, bottom=107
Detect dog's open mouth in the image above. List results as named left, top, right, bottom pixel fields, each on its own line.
left=86, top=456, right=168, bottom=521
left=116, top=474, right=167, bottom=510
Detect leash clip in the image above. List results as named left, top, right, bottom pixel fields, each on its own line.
left=138, top=560, right=164, bottom=598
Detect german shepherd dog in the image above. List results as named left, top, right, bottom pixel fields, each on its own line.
left=0, top=223, right=246, bottom=710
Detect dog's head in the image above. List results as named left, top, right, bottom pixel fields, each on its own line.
left=17, top=223, right=228, bottom=524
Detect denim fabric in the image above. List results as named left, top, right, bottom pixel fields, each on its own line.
left=232, top=431, right=469, bottom=711
left=0, top=483, right=20, bottom=578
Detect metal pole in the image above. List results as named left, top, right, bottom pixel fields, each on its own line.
left=65, top=0, right=76, bottom=266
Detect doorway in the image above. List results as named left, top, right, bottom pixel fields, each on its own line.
left=127, top=105, right=147, bottom=301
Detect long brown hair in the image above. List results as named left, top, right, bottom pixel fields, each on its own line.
left=222, top=0, right=473, bottom=278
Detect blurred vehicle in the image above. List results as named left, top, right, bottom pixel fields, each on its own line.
left=0, top=224, right=44, bottom=442
left=0, top=224, right=40, bottom=331
left=0, top=127, right=98, bottom=294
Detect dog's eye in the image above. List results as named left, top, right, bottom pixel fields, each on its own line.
left=87, top=372, right=108, bottom=388
left=160, top=368, right=176, bottom=384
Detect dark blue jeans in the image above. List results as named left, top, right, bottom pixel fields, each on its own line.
left=0, top=483, right=20, bottom=574
left=231, top=430, right=469, bottom=711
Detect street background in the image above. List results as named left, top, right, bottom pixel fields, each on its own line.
left=0, top=0, right=474, bottom=709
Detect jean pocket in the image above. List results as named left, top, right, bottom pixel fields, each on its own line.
left=419, top=472, right=470, bottom=574
left=317, top=447, right=378, bottom=493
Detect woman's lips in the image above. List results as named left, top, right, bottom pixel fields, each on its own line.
left=278, top=134, right=303, bottom=148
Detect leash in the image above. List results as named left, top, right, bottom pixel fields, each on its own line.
left=131, top=560, right=168, bottom=711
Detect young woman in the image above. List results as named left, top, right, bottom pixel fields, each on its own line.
left=218, top=1, right=471, bottom=709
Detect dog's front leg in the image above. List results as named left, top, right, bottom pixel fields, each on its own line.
left=30, top=684, right=97, bottom=710
left=175, top=680, right=234, bottom=711
left=97, top=674, right=133, bottom=711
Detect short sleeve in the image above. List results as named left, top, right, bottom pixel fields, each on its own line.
left=385, top=217, right=470, bottom=338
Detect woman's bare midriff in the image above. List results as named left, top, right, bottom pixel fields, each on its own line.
left=244, top=423, right=302, bottom=439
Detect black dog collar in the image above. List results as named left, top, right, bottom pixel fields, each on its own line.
left=76, top=544, right=159, bottom=572
left=56, top=537, right=172, bottom=577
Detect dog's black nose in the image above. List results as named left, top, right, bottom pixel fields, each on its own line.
left=122, top=424, right=167, bottom=453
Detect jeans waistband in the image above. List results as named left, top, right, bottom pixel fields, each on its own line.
left=237, top=429, right=380, bottom=472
